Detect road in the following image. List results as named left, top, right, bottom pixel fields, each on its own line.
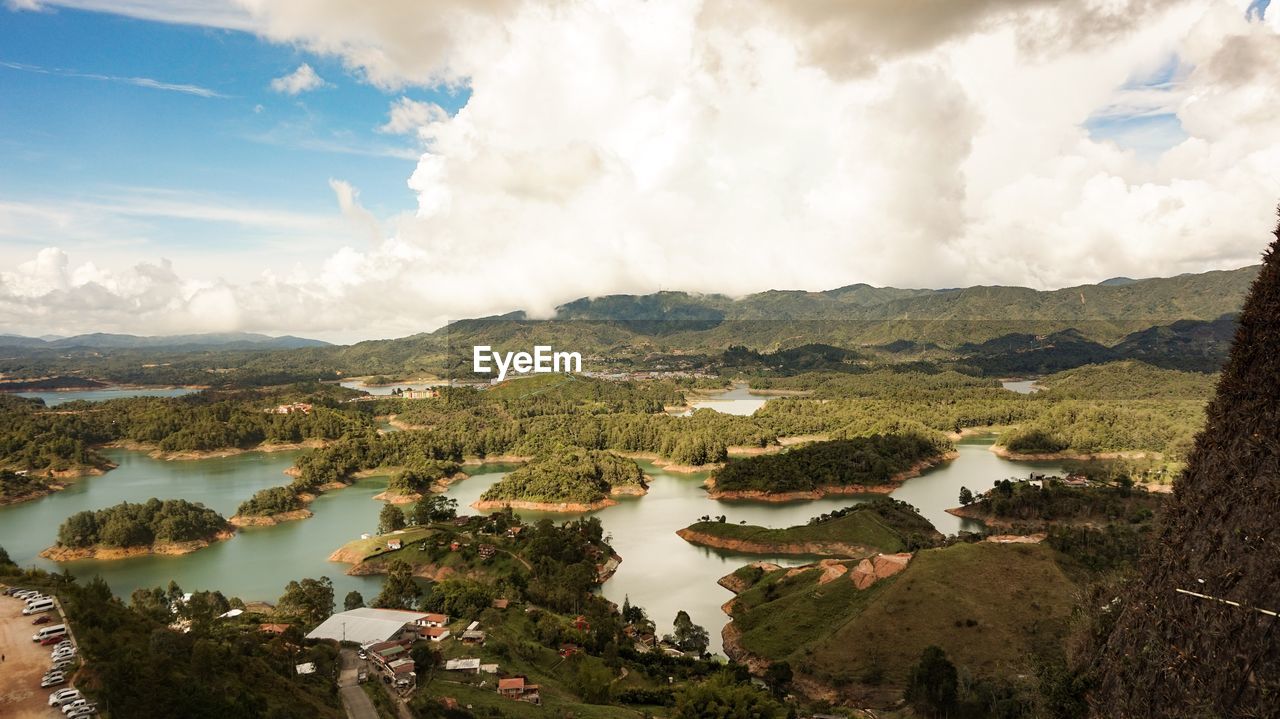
left=337, top=649, right=378, bottom=719
left=0, top=591, right=58, bottom=718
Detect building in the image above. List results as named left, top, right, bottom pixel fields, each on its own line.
left=497, top=677, right=541, bottom=704
left=420, top=626, right=450, bottom=642
left=305, top=607, right=428, bottom=645
left=478, top=544, right=496, bottom=559
left=268, top=402, right=313, bottom=415
left=387, top=539, right=403, bottom=550
left=444, top=658, right=481, bottom=673
left=385, top=658, right=417, bottom=687
left=259, top=623, right=291, bottom=635
left=491, top=599, right=510, bottom=610
left=461, top=629, right=486, bottom=644
left=417, top=613, right=450, bottom=628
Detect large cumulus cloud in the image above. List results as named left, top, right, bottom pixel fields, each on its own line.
left=4, top=0, right=1280, bottom=341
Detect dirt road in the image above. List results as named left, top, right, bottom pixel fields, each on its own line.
left=0, top=591, right=59, bottom=718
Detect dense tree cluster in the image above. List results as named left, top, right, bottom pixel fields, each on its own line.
left=480, top=449, right=646, bottom=504
left=234, top=486, right=304, bottom=517
left=56, top=498, right=229, bottom=548
left=973, top=481, right=1162, bottom=524
left=0, top=467, right=51, bottom=501
left=714, top=436, right=948, bottom=494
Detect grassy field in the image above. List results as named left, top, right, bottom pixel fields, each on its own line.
left=727, top=542, right=1078, bottom=705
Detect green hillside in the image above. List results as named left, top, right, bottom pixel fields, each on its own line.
left=726, top=542, right=1078, bottom=707
left=680, top=498, right=940, bottom=556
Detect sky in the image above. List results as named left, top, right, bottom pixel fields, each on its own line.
left=1, top=0, right=1279, bottom=343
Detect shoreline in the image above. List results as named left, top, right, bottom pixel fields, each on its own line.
left=987, top=444, right=1159, bottom=462
left=228, top=509, right=313, bottom=527
left=677, top=527, right=876, bottom=558
left=39, top=529, right=235, bottom=561
left=704, top=450, right=958, bottom=501
left=105, top=439, right=324, bottom=462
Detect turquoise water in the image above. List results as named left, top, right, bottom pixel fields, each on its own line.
left=14, top=387, right=199, bottom=406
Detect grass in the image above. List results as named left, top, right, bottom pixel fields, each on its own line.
left=728, top=543, right=1078, bottom=704
left=686, top=512, right=907, bottom=554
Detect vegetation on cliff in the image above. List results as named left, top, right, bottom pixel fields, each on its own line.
left=680, top=498, right=940, bottom=556
left=55, top=498, right=229, bottom=549
left=711, top=436, right=948, bottom=496
left=479, top=449, right=646, bottom=506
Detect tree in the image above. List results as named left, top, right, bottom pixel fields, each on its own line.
left=343, top=590, right=365, bottom=611
left=959, top=486, right=975, bottom=506
left=378, top=504, right=406, bottom=534
left=674, top=672, right=784, bottom=719
left=905, top=645, right=958, bottom=717
left=0, top=544, right=13, bottom=569
left=277, top=577, right=335, bottom=625
left=763, top=661, right=792, bottom=697
left=373, top=560, right=421, bottom=610
left=670, top=610, right=709, bottom=656
left=411, top=495, right=457, bottom=526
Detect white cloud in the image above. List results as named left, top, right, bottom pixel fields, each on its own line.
left=0, top=60, right=225, bottom=98
left=4, top=0, right=1280, bottom=342
left=269, top=63, right=327, bottom=94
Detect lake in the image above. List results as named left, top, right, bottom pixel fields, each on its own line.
left=340, top=380, right=446, bottom=396
left=14, top=387, right=200, bottom=407
left=669, top=385, right=772, bottom=417
left=1001, top=379, right=1041, bottom=394
left=0, top=437, right=1069, bottom=654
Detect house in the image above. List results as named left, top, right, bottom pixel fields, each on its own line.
left=305, top=607, right=428, bottom=645
left=559, top=643, right=580, bottom=658
left=497, top=677, right=541, bottom=704
left=268, top=402, right=313, bottom=415
left=295, top=662, right=316, bottom=675
left=461, top=630, right=486, bottom=644
left=478, top=544, right=496, bottom=559
left=259, top=623, right=291, bottom=635
left=573, top=615, right=590, bottom=631
left=466, top=620, right=480, bottom=631
left=480, top=663, right=499, bottom=674
left=491, top=599, right=510, bottom=610
left=505, top=526, right=524, bottom=538
left=387, top=539, right=402, bottom=551
left=419, top=626, right=450, bottom=642
left=386, top=658, right=417, bottom=687
left=444, top=658, right=481, bottom=673
left=417, top=613, right=450, bottom=628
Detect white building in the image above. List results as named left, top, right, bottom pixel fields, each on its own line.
left=305, top=607, right=428, bottom=646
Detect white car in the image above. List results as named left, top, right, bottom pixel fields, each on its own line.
left=49, top=688, right=80, bottom=707
left=41, top=672, right=66, bottom=688
left=14, top=589, right=40, bottom=600
left=65, top=706, right=97, bottom=719
left=62, top=698, right=90, bottom=713
left=50, top=659, right=74, bottom=672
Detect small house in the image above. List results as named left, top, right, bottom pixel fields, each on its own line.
left=418, top=613, right=450, bottom=628
left=461, top=630, right=486, bottom=644
left=420, top=626, right=450, bottom=642
left=444, top=658, right=481, bottom=673
left=491, top=598, right=510, bottom=610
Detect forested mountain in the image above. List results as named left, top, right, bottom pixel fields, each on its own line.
left=0, top=265, right=1257, bottom=385
left=0, top=331, right=328, bottom=350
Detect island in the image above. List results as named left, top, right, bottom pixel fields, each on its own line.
left=41, top=498, right=234, bottom=560
left=370, top=459, right=466, bottom=504
left=677, top=498, right=942, bottom=558
left=705, top=435, right=954, bottom=501
left=473, top=449, right=648, bottom=512
left=230, top=486, right=315, bottom=526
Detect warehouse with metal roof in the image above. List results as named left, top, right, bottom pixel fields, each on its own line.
left=304, top=607, right=428, bottom=646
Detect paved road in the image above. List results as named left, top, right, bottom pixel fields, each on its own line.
left=338, top=649, right=378, bottom=719
left=0, top=592, right=58, bottom=718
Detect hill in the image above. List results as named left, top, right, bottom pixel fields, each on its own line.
left=0, top=331, right=329, bottom=350
left=475, top=449, right=648, bottom=511
left=723, top=542, right=1078, bottom=708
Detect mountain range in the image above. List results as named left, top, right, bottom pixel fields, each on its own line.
left=0, top=332, right=330, bottom=351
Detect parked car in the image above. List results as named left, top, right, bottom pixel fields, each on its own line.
left=66, top=705, right=97, bottom=718
left=41, top=633, right=69, bottom=645
left=63, top=698, right=97, bottom=714
left=50, top=659, right=74, bottom=672
left=41, top=672, right=66, bottom=688
left=14, top=589, right=40, bottom=600
left=33, top=614, right=52, bottom=625
left=54, top=639, right=74, bottom=650
left=48, top=688, right=80, bottom=707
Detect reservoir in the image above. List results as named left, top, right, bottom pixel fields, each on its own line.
left=14, top=386, right=200, bottom=407
left=0, top=438, right=1069, bottom=655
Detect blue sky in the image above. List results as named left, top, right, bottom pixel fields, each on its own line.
left=0, top=6, right=466, bottom=262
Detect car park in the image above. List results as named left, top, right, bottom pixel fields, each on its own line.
left=49, top=688, right=80, bottom=707
left=41, top=672, right=67, bottom=688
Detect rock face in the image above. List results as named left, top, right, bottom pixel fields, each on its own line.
left=848, top=553, right=912, bottom=589
left=1090, top=224, right=1280, bottom=717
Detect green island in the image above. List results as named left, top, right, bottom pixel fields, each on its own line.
left=706, top=435, right=954, bottom=500
left=476, top=449, right=648, bottom=511
left=41, top=498, right=233, bottom=560
left=677, top=498, right=942, bottom=558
